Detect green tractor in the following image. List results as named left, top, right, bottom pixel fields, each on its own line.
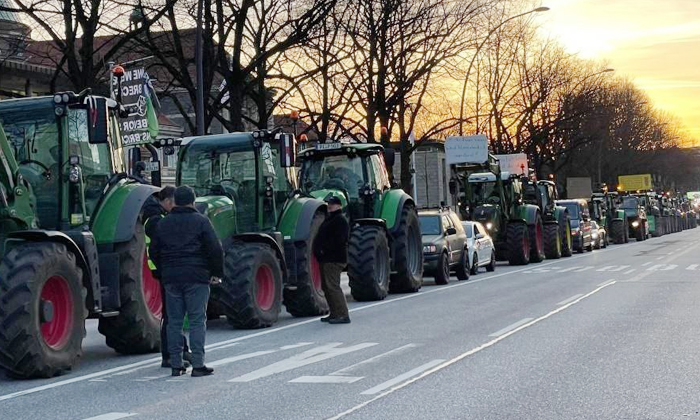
left=296, top=141, right=423, bottom=301
left=536, top=180, right=573, bottom=258
left=593, top=191, right=628, bottom=244
left=174, top=131, right=328, bottom=328
left=618, top=194, right=649, bottom=241
left=0, top=93, right=163, bottom=378
left=633, top=192, right=663, bottom=237
left=451, top=155, right=543, bottom=265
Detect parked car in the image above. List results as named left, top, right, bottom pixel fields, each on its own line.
left=418, top=207, right=470, bottom=284
left=555, top=199, right=594, bottom=253
left=461, top=221, right=496, bottom=275
left=591, top=220, right=607, bottom=249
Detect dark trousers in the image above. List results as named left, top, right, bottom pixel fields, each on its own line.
left=320, top=262, right=348, bottom=318
left=164, top=282, right=210, bottom=369
left=160, top=283, right=189, bottom=361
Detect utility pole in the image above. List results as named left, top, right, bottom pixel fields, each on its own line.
left=195, top=0, right=205, bottom=135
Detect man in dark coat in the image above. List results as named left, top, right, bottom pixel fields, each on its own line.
left=143, top=186, right=193, bottom=368
left=313, top=195, right=351, bottom=324
left=151, top=186, right=224, bottom=377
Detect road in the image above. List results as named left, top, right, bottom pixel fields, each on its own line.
left=2, top=229, right=700, bottom=420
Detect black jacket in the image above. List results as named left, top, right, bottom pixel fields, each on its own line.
left=151, top=206, right=224, bottom=284
left=313, top=210, right=350, bottom=264
left=143, top=195, right=165, bottom=239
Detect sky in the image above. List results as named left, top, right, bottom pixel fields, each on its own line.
left=533, top=0, right=700, bottom=145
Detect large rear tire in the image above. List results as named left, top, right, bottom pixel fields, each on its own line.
left=389, top=206, right=423, bottom=293
left=213, top=242, right=283, bottom=329
left=348, top=225, right=391, bottom=301
left=283, top=212, right=329, bottom=317
left=611, top=219, right=626, bottom=244
left=544, top=223, right=562, bottom=259
left=0, top=243, right=86, bottom=378
left=507, top=222, right=530, bottom=265
left=99, top=222, right=161, bottom=354
left=528, top=216, right=545, bottom=263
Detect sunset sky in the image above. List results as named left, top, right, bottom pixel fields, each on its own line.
left=534, top=0, right=700, bottom=145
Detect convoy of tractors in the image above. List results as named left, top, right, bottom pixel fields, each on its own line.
left=0, top=91, right=698, bottom=379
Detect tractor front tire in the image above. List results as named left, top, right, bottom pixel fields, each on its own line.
left=348, top=225, right=391, bottom=301
left=611, top=219, right=626, bottom=244
left=507, top=222, right=530, bottom=265
left=544, top=223, right=562, bottom=259
left=99, top=223, right=161, bottom=355
left=0, top=243, right=86, bottom=378
left=214, top=242, right=283, bottom=329
left=283, top=212, right=329, bottom=317
left=528, top=216, right=545, bottom=263
left=389, top=206, right=423, bottom=293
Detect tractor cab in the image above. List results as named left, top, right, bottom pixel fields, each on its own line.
left=298, top=142, right=391, bottom=222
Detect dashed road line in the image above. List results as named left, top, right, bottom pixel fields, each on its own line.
left=81, top=413, right=136, bottom=420
left=331, top=344, right=418, bottom=376
left=623, top=269, right=636, bottom=274
left=557, top=294, right=584, bottom=306
left=489, top=318, right=534, bottom=337
left=360, top=360, right=445, bottom=395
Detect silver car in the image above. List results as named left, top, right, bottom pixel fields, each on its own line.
left=461, top=221, right=496, bottom=275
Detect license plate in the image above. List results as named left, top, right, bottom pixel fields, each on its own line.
left=316, top=142, right=342, bottom=151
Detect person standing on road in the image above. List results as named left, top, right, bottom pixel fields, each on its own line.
left=151, top=186, right=224, bottom=377
left=143, top=186, right=193, bottom=369
left=314, top=195, right=351, bottom=324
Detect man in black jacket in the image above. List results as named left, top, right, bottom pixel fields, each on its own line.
left=143, top=186, right=193, bottom=368
left=151, top=186, right=224, bottom=377
left=313, top=195, right=351, bottom=324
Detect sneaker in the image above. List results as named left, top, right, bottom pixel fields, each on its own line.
left=320, top=316, right=331, bottom=323
left=171, top=367, right=187, bottom=377
left=162, top=359, right=191, bottom=368
left=191, top=366, right=214, bottom=377
left=327, top=317, right=351, bottom=324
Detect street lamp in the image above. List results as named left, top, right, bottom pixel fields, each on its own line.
left=459, top=6, right=550, bottom=135
left=195, top=0, right=205, bottom=135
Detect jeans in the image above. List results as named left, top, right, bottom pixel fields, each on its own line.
left=320, top=262, right=348, bottom=318
left=160, top=283, right=189, bottom=361
left=164, top=283, right=210, bottom=369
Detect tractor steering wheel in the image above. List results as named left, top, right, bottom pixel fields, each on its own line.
left=19, top=160, right=52, bottom=180
left=486, top=195, right=501, bottom=205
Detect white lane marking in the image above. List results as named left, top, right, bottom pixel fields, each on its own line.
left=325, top=281, right=617, bottom=420
left=331, top=344, right=418, bottom=376
left=557, top=266, right=582, bottom=273
left=0, top=240, right=641, bottom=403
left=208, top=342, right=240, bottom=352
left=522, top=266, right=557, bottom=274
left=229, top=343, right=378, bottom=383
left=646, top=264, right=678, bottom=271
left=281, top=342, right=315, bottom=350
left=557, top=294, right=584, bottom=306
left=598, top=279, right=615, bottom=287
left=687, top=264, right=699, bottom=271
left=290, top=376, right=364, bottom=384
left=81, top=413, right=136, bottom=420
left=642, top=262, right=652, bottom=267
left=208, top=350, right=278, bottom=368
left=623, top=269, right=636, bottom=274
left=489, top=318, right=534, bottom=337
left=596, top=265, right=630, bottom=272
left=87, top=379, right=108, bottom=382
left=656, top=256, right=665, bottom=260
left=574, top=266, right=593, bottom=272
left=359, top=360, right=445, bottom=395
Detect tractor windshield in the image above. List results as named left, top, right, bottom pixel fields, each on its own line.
left=620, top=196, right=639, bottom=209
left=300, top=154, right=365, bottom=199
left=470, top=181, right=499, bottom=206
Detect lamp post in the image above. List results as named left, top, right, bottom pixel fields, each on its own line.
left=459, top=7, right=549, bottom=135
left=195, top=0, right=205, bottom=135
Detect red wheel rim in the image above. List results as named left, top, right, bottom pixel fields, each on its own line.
left=256, top=264, right=275, bottom=311
left=142, top=253, right=163, bottom=319
left=310, top=254, right=322, bottom=292
left=40, top=276, right=74, bottom=349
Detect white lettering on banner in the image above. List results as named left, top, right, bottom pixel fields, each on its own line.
left=444, top=135, right=489, bottom=165
left=228, top=342, right=378, bottom=383
left=494, top=153, right=528, bottom=176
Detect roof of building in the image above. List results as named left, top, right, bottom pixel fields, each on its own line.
left=0, top=0, right=22, bottom=23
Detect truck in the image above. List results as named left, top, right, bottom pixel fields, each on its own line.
left=0, top=92, right=162, bottom=378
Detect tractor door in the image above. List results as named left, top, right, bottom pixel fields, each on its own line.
left=366, top=153, right=389, bottom=216
left=260, top=141, right=288, bottom=230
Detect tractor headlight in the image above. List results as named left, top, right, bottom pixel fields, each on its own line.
left=632, top=221, right=640, bottom=228
left=592, top=232, right=598, bottom=239
left=423, top=244, right=437, bottom=254
left=485, top=222, right=493, bottom=230
left=68, top=166, right=81, bottom=183
left=572, top=228, right=579, bottom=235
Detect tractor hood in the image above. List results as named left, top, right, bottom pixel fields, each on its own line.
left=195, top=195, right=236, bottom=240
left=473, top=204, right=499, bottom=223
left=309, top=189, right=349, bottom=208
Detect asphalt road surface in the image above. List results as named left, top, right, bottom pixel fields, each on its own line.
left=3, top=229, right=700, bottom=420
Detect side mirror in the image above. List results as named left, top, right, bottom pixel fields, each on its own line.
left=87, top=96, right=109, bottom=144
left=446, top=227, right=457, bottom=235
left=276, top=133, right=296, bottom=167
left=383, top=148, right=396, bottom=168
left=476, top=233, right=485, bottom=239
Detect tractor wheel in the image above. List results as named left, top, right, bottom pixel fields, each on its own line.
left=0, top=243, right=86, bottom=378
left=434, top=251, right=450, bottom=285
left=455, top=249, right=470, bottom=281
left=99, top=222, right=161, bottom=354
left=213, top=242, right=283, bottom=329
left=561, top=217, right=573, bottom=257
left=528, top=216, right=545, bottom=263
left=611, top=219, right=626, bottom=244
left=544, top=223, right=562, bottom=259
left=389, top=206, right=423, bottom=293
left=348, top=225, right=391, bottom=301
left=636, top=222, right=645, bottom=241
left=507, top=222, right=530, bottom=266
left=283, top=212, right=329, bottom=317
left=486, top=251, right=496, bottom=272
